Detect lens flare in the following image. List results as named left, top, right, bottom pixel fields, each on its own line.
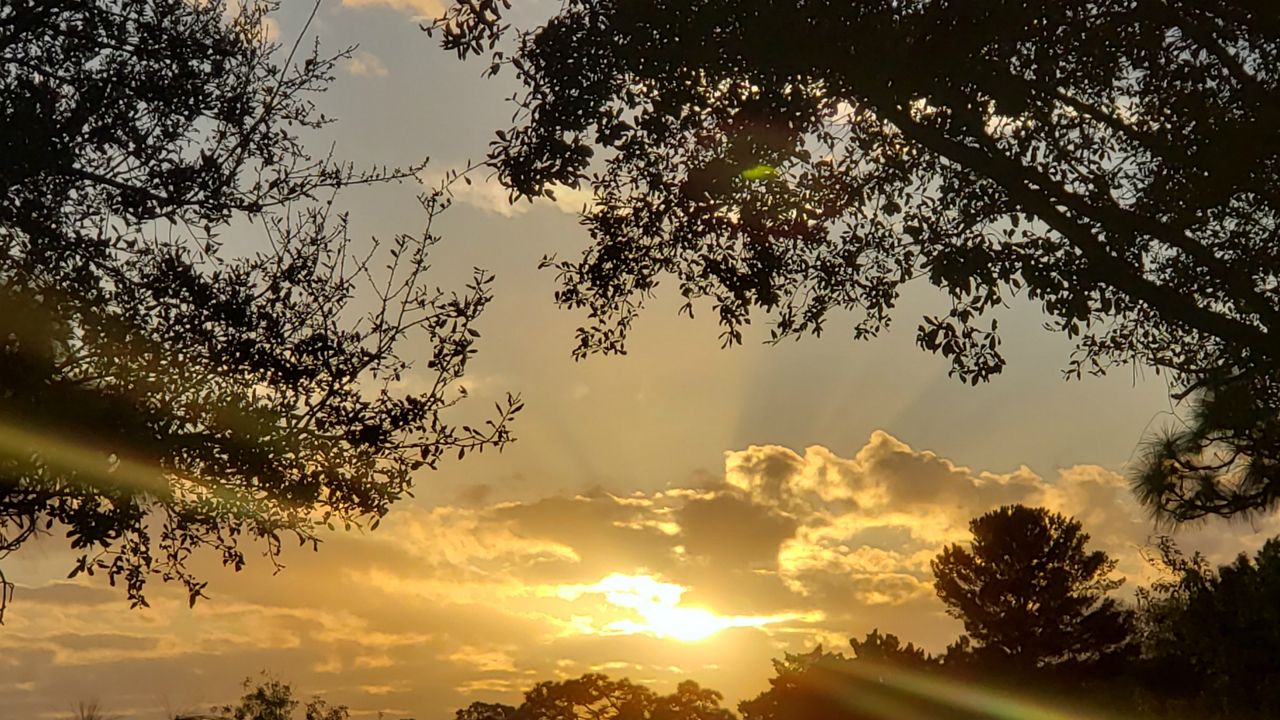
left=804, top=655, right=1129, bottom=720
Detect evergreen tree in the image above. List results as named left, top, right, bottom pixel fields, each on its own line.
left=931, top=505, right=1132, bottom=669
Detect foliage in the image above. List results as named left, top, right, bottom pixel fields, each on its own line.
left=931, top=505, right=1132, bottom=668
left=217, top=676, right=298, bottom=720
left=430, top=0, right=1280, bottom=519
left=210, top=674, right=349, bottom=720
left=737, top=648, right=856, bottom=720
left=73, top=700, right=118, bottom=720
left=0, top=0, right=519, bottom=620
left=468, top=674, right=733, bottom=720
left=738, top=646, right=992, bottom=720
left=1135, top=537, right=1280, bottom=718
left=847, top=628, right=938, bottom=671
left=1131, top=382, right=1280, bottom=521
left=455, top=702, right=515, bottom=720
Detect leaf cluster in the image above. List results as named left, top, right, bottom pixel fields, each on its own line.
left=456, top=674, right=734, bottom=720
left=431, top=0, right=1280, bottom=518
left=0, top=0, right=519, bottom=620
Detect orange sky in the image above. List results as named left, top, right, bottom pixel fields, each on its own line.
left=4, top=2, right=1277, bottom=719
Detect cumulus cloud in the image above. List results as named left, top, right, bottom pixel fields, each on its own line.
left=346, top=50, right=389, bottom=78
left=6, top=431, right=1279, bottom=720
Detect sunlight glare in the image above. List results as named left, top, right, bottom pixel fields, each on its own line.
left=560, top=573, right=818, bottom=643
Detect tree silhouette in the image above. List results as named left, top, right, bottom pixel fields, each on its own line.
left=1132, top=383, right=1280, bottom=520
left=462, top=674, right=734, bottom=720
left=931, top=506, right=1132, bottom=669
left=0, top=0, right=519, bottom=619
left=1136, top=537, right=1280, bottom=718
left=738, top=648, right=859, bottom=720
left=848, top=628, right=938, bottom=672
left=455, top=702, right=516, bottom=720
left=205, top=674, right=349, bottom=720
left=739, top=645, right=992, bottom=720
left=430, top=0, right=1280, bottom=519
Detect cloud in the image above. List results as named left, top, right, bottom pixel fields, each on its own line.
left=676, top=493, right=797, bottom=569
left=7, top=431, right=1280, bottom=720
left=346, top=50, right=389, bottom=78
left=260, top=16, right=281, bottom=43
left=340, top=0, right=445, bottom=20
left=423, top=169, right=597, bottom=218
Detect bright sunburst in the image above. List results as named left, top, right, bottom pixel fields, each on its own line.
left=559, top=573, right=818, bottom=642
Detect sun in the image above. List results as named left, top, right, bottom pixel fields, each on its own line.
left=561, top=573, right=815, bottom=643
left=623, top=605, right=737, bottom=643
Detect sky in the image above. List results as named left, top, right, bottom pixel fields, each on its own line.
left=5, top=2, right=1280, bottom=719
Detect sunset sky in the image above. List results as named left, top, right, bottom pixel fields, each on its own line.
left=5, top=2, right=1279, bottom=719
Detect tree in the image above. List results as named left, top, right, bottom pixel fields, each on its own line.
left=738, top=648, right=859, bottom=720
left=203, top=674, right=349, bottom=720
left=931, top=506, right=1132, bottom=669
left=0, top=0, right=519, bottom=619
left=430, top=0, right=1280, bottom=519
left=847, top=628, right=938, bottom=672
left=740, top=645, right=987, bottom=720
left=455, top=702, right=515, bottom=720
left=1135, top=536, right=1280, bottom=718
left=459, top=674, right=734, bottom=720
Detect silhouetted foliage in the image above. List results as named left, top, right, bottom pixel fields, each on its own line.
left=431, top=0, right=1280, bottom=520
left=204, top=674, right=349, bottom=720
left=1131, top=381, right=1280, bottom=521
left=455, top=701, right=516, bottom=720
left=0, top=0, right=519, bottom=619
left=848, top=628, right=939, bottom=672
left=1134, top=536, right=1280, bottom=718
left=72, top=700, right=117, bottom=720
left=737, top=648, right=861, bottom=720
left=738, top=645, right=1001, bottom=720
left=482, top=673, right=733, bottom=720
left=931, top=505, right=1133, bottom=670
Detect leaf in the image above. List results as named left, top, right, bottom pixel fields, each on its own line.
left=740, top=164, right=778, bottom=182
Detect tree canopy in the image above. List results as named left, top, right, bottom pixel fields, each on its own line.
left=848, top=628, right=937, bottom=670
left=1135, top=537, right=1280, bottom=718
left=0, top=0, right=518, bottom=619
left=932, top=505, right=1132, bottom=669
left=739, top=644, right=997, bottom=720
left=430, top=0, right=1280, bottom=520
left=455, top=674, right=734, bottom=720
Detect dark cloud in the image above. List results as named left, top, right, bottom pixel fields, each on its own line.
left=492, top=495, right=679, bottom=578
left=45, top=633, right=160, bottom=652
left=18, top=581, right=117, bottom=606
left=676, top=493, right=796, bottom=569
left=458, top=483, right=495, bottom=507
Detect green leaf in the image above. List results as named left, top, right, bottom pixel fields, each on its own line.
left=740, top=164, right=778, bottom=182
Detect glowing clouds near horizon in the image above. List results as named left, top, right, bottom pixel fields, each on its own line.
left=556, top=574, right=820, bottom=643
left=11, top=431, right=1280, bottom=720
